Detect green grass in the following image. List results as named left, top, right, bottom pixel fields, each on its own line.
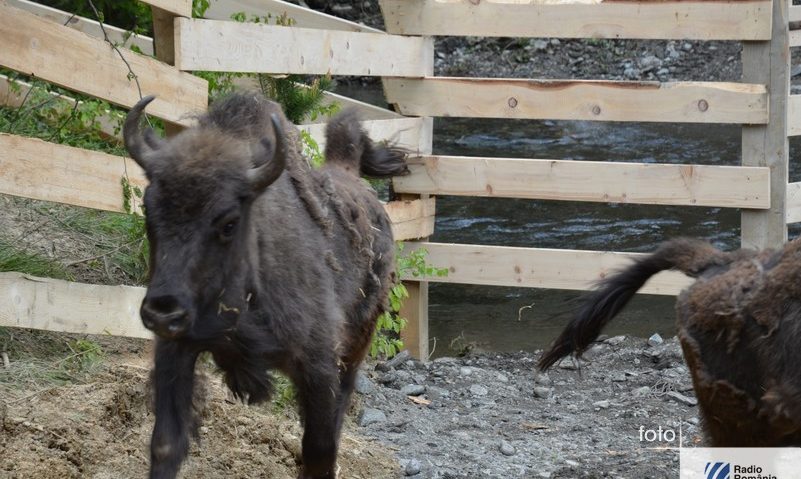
left=0, top=237, right=71, bottom=280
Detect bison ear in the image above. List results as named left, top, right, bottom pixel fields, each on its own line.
left=247, top=114, right=287, bottom=193
left=123, top=95, right=162, bottom=173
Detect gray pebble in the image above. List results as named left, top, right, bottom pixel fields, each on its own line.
left=666, top=391, right=698, bottom=407
left=401, top=384, right=426, bottom=396
left=533, top=386, right=553, bottom=399
left=404, top=458, right=422, bottom=476
left=470, top=384, right=489, bottom=396
left=358, top=408, right=387, bottom=426
left=593, top=400, right=610, bottom=409
left=354, top=371, right=374, bottom=395
left=499, top=440, right=516, bottom=456
left=648, top=333, right=664, bottom=347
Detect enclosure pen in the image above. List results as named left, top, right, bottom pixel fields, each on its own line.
left=0, top=0, right=799, bottom=363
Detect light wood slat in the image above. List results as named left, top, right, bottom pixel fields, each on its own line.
left=385, top=198, right=436, bottom=241
left=383, top=78, right=768, bottom=124
left=205, top=0, right=384, bottom=34
left=174, top=18, right=433, bottom=77
left=792, top=5, right=801, bottom=24
left=0, top=272, right=150, bottom=338
left=400, top=242, right=693, bottom=296
left=378, top=0, right=772, bottom=40
left=0, top=3, right=207, bottom=126
left=788, top=182, right=801, bottom=224
left=393, top=155, right=771, bottom=209
left=0, top=133, right=147, bottom=214
left=0, top=131, right=424, bottom=227
left=0, top=75, right=124, bottom=141
left=789, top=95, right=801, bottom=136
left=137, top=0, right=191, bottom=17
left=7, top=0, right=154, bottom=54
left=790, top=29, right=801, bottom=46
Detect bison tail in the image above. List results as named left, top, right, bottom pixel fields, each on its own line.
left=538, top=238, right=727, bottom=371
left=323, top=108, right=409, bottom=178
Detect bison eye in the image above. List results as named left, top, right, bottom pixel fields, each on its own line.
left=220, top=220, right=238, bottom=241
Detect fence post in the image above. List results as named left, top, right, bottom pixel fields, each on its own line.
left=151, top=6, right=185, bottom=136
left=741, top=0, right=789, bottom=249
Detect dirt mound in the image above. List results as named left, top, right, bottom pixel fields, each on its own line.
left=0, top=361, right=398, bottom=479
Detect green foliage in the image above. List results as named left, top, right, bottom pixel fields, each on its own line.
left=0, top=238, right=72, bottom=280
left=270, top=373, right=297, bottom=413
left=37, top=0, right=152, bottom=34
left=64, top=338, right=104, bottom=371
left=370, top=246, right=448, bottom=359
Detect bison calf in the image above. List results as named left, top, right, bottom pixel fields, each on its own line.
left=539, top=237, right=801, bottom=446
left=123, top=93, right=408, bottom=478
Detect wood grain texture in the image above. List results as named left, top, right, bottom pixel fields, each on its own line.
left=393, top=155, right=771, bottom=208
left=0, top=2, right=207, bottom=125
left=378, top=0, right=772, bottom=40
left=0, top=272, right=150, bottom=339
left=383, top=78, right=768, bottom=124
left=385, top=198, right=436, bottom=241
left=205, top=0, right=384, bottom=33
left=741, top=0, right=789, bottom=249
left=174, top=18, right=432, bottom=77
left=137, top=0, right=191, bottom=17
left=400, top=242, right=693, bottom=296
left=788, top=182, right=801, bottom=224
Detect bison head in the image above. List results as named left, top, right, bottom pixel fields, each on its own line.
left=123, top=96, right=286, bottom=341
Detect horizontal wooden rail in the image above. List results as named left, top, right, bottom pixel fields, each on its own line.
left=205, top=0, right=383, bottom=34
left=7, top=0, right=154, bottom=55
left=138, top=0, right=191, bottom=17
left=0, top=131, right=430, bottom=240
left=0, top=272, right=150, bottom=338
left=393, top=155, right=770, bottom=209
left=383, top=78, right=768, bottom=124
left=400, top=242, right=693, bottom=296
left=174, top=18, right=433, bottom=77
left=789, top=182, right=801, bottom=224
left=0, top=3, right=207, bottom=126
left=385, top=198, right=435, bottom=240
left=378, top=0, right=772, bottom=40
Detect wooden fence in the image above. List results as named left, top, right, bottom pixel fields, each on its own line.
left=0, top=0, right=799, bottom=360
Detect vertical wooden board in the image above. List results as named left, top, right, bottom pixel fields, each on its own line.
left=137, top=0, right=191, bottom=18
left=788, top=182, right=801, bottom=224
left=0, top=272, right=150, bottom=339
left=174, top=18, right=431, bottom=77
left=383, top=78, right=768, bottom=124
left=0, top=3, right=207, bottom=125
left=789, top=95, right=801, bottom=136
left=399, top=281, right=428, bottom=361
left=204, top=0, right=384, bottom=34
left=378, top=0, right=772, bottom=40
left=741, top=0, right=790, bottom=249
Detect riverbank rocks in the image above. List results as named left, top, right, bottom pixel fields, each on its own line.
left=358, top=408, right=387, bottom=427
left=401, top=384, right=426, bottom=397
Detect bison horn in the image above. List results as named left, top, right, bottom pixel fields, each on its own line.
left=247, top=113, right=287, bottom=192
left=123, top=95, right=161, bottom=172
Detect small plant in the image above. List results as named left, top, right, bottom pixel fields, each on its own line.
left=0, top=238, right=72, bottom=280
left=370, top=246, right=448, bottom=359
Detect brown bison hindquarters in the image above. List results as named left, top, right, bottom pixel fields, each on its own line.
left=676, top=276, right=801, bottom=447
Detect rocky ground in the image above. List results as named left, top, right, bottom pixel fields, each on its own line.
left=356, top=335, right=701, bottom=479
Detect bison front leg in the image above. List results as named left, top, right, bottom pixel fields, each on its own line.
left=150, top=340, right=199, bottom=479
left=295, top=362, right=340, bottom=479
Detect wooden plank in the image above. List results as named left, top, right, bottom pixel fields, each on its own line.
left=400, top=242, right=694, bottom=296
left=0, top=74, right=124, bottom=141
left=137, top=0, right=191, bottom=18
left=383, top=78, right=768, bottom=124
left=174, top=18, right=433, bottom=77
left=0, top=272, right=150, bottom=338
left=789, top=95, right=801, bottom=136
left=399, top=280, right=428, bottom=360
left=300, top=117, right=426, bottom=152
left=791, top=5, right=801, bottom=24
left=0, top=3, right=207, bottom=126
left=378, top=0, right=772, bottom=40
left=385, top=198, right=436, bottom=241
left=788, top=182, right=801, bottom=224
left=0, top=133, right=147, bottom=214
left=7, top=0, right=154, bottom=55
left=205, top=0, right=384, bottom=34
left=790, top=29, right=801, bottom=47
left=741, top=0, right=789, bottom=249
left=393, top=156, right=771, bottom=209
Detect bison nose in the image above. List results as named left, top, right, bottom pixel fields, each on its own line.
left=141, top=295, right=191, bottom=338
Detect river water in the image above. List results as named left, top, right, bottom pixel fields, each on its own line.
left=337, top=85, right=801, bottom=356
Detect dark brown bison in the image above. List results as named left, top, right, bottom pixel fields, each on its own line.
left=539, top=237, right=801, bottom=446
left=123, top=93, right=408, bottom=478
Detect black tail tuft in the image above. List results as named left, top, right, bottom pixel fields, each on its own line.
left=537, top=244, right=682, bottom=371
left=324, top=108, right=409, bottom=178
